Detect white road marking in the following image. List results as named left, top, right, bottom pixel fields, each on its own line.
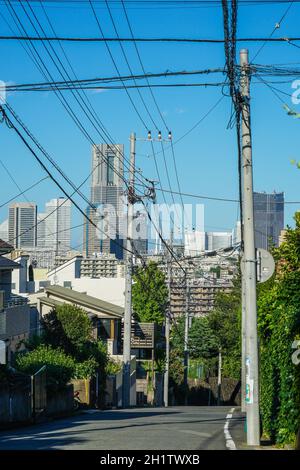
left=224, top=407, right=237, bottom=450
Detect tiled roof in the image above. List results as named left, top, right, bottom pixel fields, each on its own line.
left=44, top=285, right=124, bottom=318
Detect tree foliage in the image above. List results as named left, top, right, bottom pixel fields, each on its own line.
left=258, top=213, right=300, bottom=446
left=16, top=345, right=75, bottom=392
left=171, top=316, right=219, bottom=359
left=40, top=304, right=93, bottom=359
left=132, top=262, right=168, bottom=325
left=18, top=304, right=109, bottom=397
left=207, top=273, right=241, bottom=379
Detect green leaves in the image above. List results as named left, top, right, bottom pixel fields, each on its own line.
left=258, top=213, right=300, bottom=445
left=132, top=261, right=168, bottom=325
left=16, top=304, right=109, bottom=398
left=16, top=345, right=75, bottom=392
left=171, top=316, right=219, bottom=360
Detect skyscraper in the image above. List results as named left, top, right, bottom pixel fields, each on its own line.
left=8, top=202, right=37, bottom=249
left=184, top=230, right=205, bottom=256
left=42, top=198, right=71, bottom=253
left=232, top=220, right=241, bottom=246
left=84, top=144, right=125, bottom=259
left=91, top=143, right=124, bottom=208
left=37, top=212, right=47, bottom=248
left=253, top=191, right=284, bottom=249
left=0, top=219, right=8, bottom=242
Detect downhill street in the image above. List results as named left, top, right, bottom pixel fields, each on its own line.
left=0, top=406, right=245, bottom=450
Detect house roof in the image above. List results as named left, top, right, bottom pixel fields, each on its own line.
left=0, top=256, right=20, bottom=270
left=43, top=285, right=124, bottom=318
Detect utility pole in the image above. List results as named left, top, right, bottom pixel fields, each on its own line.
left=241, top=273, right=246, bottom=412
left=240, top=49, right=260, bottom=446
left=164, top=228, right=173, bottom=407
left=164, top=258, right=171, bottom=407
left=122, top=132, right=136, bottom=409
left=184, top=278, right=190, bottom=404
left=217, top=347, right=222, bottom=406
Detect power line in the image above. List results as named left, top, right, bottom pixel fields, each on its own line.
left=0, top=173, right=49, bottom=209
left=251, top=0, right=295, bottom=63
left=88, top=0, right=148, bottom=130
left=1, top=69, right=225, bottom=90
left=0, top=104, right=141, bottom=259
left=2, top=1, right=300, bottom=7
left=104, top=0, right=159, bottom=131
left=5, top=36, right=300, bottom=43
left=4, top=0, right=148, bottom=192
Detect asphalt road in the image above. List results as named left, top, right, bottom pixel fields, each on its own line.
left=0, top=406, right=245, bottom=450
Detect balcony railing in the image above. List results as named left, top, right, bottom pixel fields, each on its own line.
left=5, top=294, right=28, bottom=308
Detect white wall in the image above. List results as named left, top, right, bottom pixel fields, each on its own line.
left=71, top=278, right=125, bottom=307
left=11, top=256, right=28, bottom=294
left=46, top=257, right=125, bottom=306
left=14, top=255, right=126, bottom=307
left=47, top=257, right=79, bottom=285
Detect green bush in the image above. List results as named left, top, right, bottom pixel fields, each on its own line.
left=41, top=304, right=93, bottom=359
left=106, top=358, right=122, bottom=376
left=258, top=274, right=300, bottom=445
left=15, top=345, right=75, bottom=392
left=257, top=213, right=300, bottom=446
left=74, top=358, right=98, bottom=379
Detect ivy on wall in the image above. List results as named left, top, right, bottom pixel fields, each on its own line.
left=258, top=213, right=300, bottom=446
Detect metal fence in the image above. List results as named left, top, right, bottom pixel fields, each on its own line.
left=31, top=365, right=47, bottom=419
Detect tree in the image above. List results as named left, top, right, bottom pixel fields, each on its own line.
left=41, top=304, right=93, bottom=359
left=25, top=304, right=109, bottom=401
left=132, top=262, right=168, bottom=325
left=207, top=272, right=241, bottom=379
left=171, top=316, right=219, bottom=359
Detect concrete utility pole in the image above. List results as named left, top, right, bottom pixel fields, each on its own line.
left=240, top=49, right=260, bottom=446
left=184, top=279, right=190, bottom=403
left=217, top=347, right=222, bottom=406
left=164, top=228, right=173, bottom=407
left=164, top=258, right=171, bottom=407
left=241, top=274, right=246, bottom=412
left=122, top=132, right=136, bottom=408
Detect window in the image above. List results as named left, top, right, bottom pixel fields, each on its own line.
left=107, top=154, right=115, bottom=184
left=97, top=319, right=111, bottom=340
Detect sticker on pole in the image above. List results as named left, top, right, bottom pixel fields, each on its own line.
left=245, top=379, right=254, bottom=404
left=245, top=356, right=253, bottom=404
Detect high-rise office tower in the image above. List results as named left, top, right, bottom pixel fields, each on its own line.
left=42, top=198, right=71, bottom=253
left=84, top=144, right=125, bottom=259
left=8, top=202, right=37, bottom=248
left=253, top=191, right=284, bottom=249
left=37, top=212, right=47, bottom=248
left=91, top=144, right=124, bottom=207
left=184, top=230, right=206, bottom=256
left=0, top=219, right=8, bottom=242
left=232, top=220, right=241, bottom=246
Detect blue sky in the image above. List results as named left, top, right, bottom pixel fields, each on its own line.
left=1, top=0, right=300, bottom=248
